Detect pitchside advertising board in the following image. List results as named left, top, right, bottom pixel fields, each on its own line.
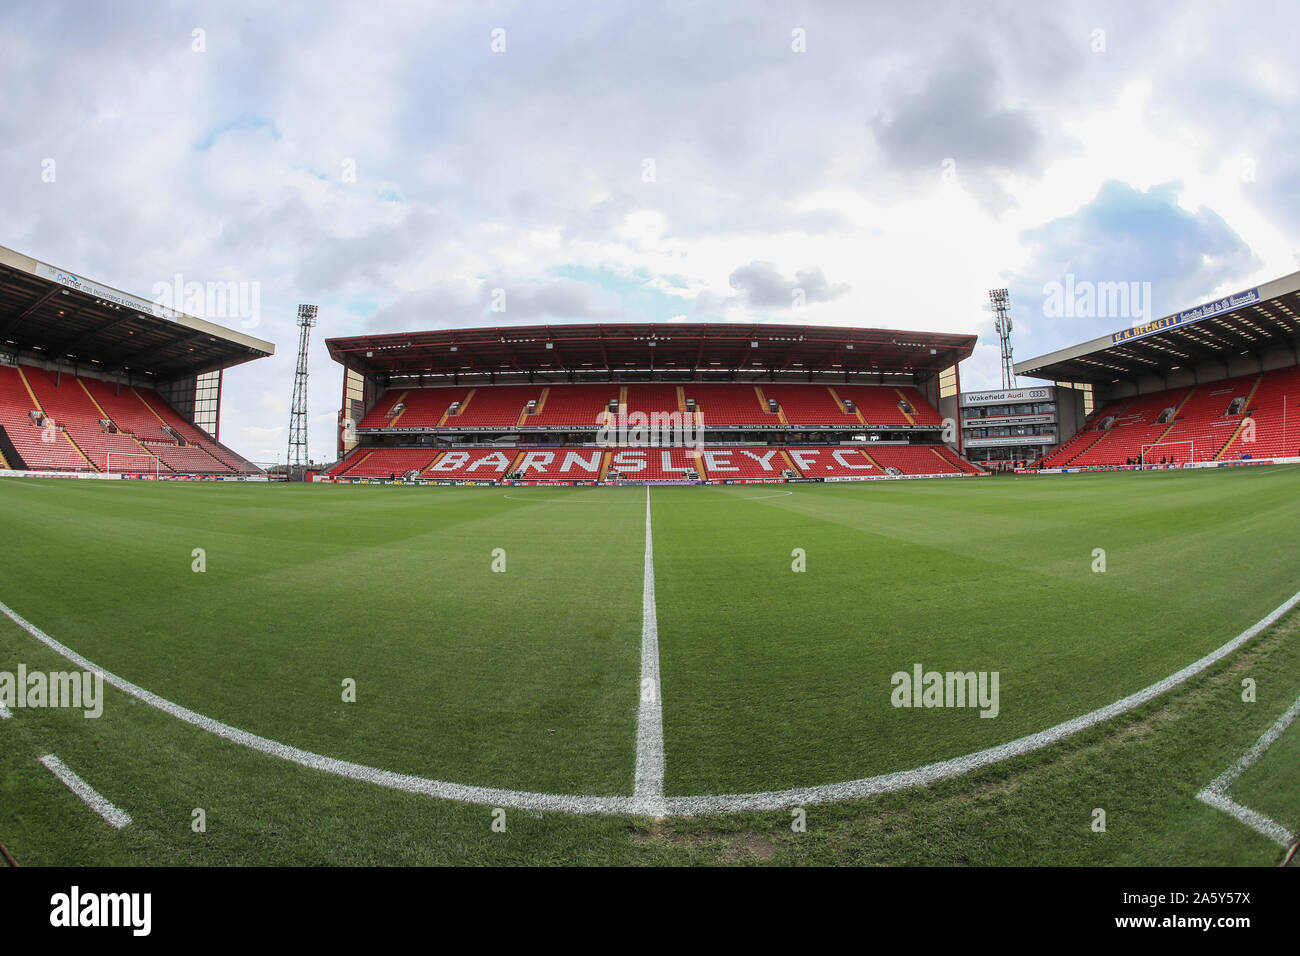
left=0, top=470, right=268, bottom=481
left=358, top=424, right=947, bottom=433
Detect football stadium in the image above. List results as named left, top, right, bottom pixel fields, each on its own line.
left=8, top=10, right=1300, bottom=929
left=1, top=243, right=1298, bottom=875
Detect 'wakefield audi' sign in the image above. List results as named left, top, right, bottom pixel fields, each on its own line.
left=960, top=387, right=1052, bottom=408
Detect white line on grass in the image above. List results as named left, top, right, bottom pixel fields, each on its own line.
left=501, top=493, right=637, bottom=504
left=633, top=485, right=667, bottom=815
left=2, top=587, right=1298, bottom=817
left=1195, top=692, right=1300, bottom=847
left=0, top=600, right=636, bottom=815
left=39, top=754, right=132, bottom=828
left=0, top=703, right=10, bottom=719
left=663, top=588, right=1300, bottom=815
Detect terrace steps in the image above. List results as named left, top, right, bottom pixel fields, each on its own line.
left=340, top=451, right=373, bottom=476
left=1148, top=386, right=1199, bottom=449
left=385, top=391, right=410, bottom=426
left=754, top=385, right=788, bottom=425
left=1205, top=373, right=1266, bottom=461
left=828, top=386, right=867, bottom=424
left=892, top=388, right=917, bottom=425
left=521, top=387, right=550, bottom=427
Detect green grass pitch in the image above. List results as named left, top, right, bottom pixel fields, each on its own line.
left=0, top=466, right=1297, bottom=865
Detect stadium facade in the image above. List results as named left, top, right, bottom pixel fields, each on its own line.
left=958, top=385, right=1079, bottom=472
left=323, top=323, right=985, bottom=483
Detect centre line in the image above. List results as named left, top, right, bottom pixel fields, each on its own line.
left=634, top=485, right=666, bottom=814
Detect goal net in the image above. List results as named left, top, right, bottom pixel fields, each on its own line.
left=1140, top=439, right=1195, bottom=464
left=105, top=452, right=162, bottom=477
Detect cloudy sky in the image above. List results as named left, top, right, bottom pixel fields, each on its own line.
left=2, top=0, right=1297, bottom=462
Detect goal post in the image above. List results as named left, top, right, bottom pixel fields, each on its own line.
left=105, top=452, right=162, bottom=477
left=1140, top=439, right=1195, bottom=465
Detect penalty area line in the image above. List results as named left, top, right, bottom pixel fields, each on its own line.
left=39, top=754, right=132, bottom=829
left=1195, top=691, right=1300, bottom=848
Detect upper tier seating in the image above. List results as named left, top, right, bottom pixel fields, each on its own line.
left=682, top=384, right=778, bottom=427
left=352, top=382, right=951, bottom=433
left=760, top=384, right=860, bottom=426
left=448, top=385, right=541, bottom=429
left=894, top=386, right=945, bottom=426
left=835, top=386, right=915, bottom=427
left=397, top=388, right=471, bottom=429
left=525, top=384, right=618, bottom=429
left=622, top=384, right=681, bottom=419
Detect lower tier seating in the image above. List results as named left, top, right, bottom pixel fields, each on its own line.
left=322, top=443, right=980, bottom=480
left=1043, top=366, right=1300, bottom=467
left=0, top=363, right=261, bottom=474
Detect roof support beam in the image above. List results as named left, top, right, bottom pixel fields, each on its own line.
left=0, top=285, right=63, bottom=338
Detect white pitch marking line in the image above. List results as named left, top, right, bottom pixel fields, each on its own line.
left=501, top=493, right=636, bottom=504
left=1195, top=692, right=1300, bottom=847
left=0, top=599, right=633, bottom=815
left=39, top=754, right=131, bottom=829
left=633, top=484, right=667, bottom=815
left=2, top=588, right=1299, bottom=817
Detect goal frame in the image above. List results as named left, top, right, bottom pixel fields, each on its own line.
left=1140, top=439, right=1195, bottom=465
left=105, top=452, right=163, bottom=478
